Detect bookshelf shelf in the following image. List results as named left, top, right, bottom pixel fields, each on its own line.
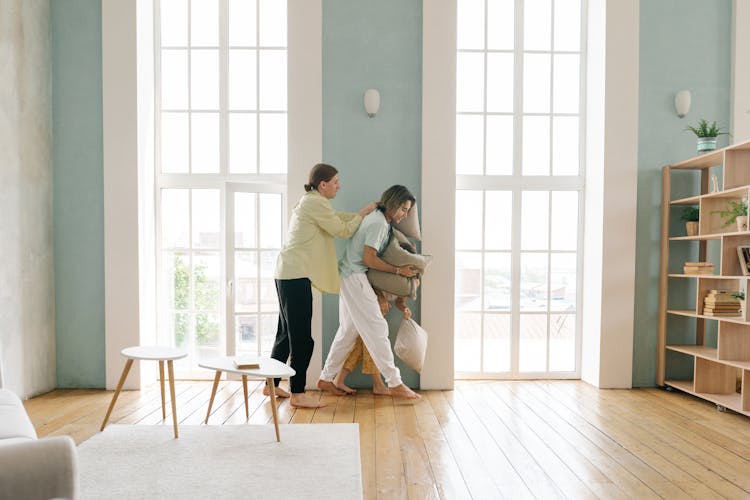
left=658, top=139, right=750, bottom=418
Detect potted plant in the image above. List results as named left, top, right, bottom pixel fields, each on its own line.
left=685, top=119, right=729, bottom=153
left=680, top=206, right=699, bottom=236
left=712, top=199, right=748, bottom=232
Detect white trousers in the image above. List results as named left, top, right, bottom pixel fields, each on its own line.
left=320, top=273, right=403, bottom=387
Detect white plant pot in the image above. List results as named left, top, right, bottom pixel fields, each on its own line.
left=737, top=216, right=748, bottom=232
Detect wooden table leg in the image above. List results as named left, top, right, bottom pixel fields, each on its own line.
left=205, top=370, right=222, bottom=424
left=100, top=358, right=134, bottom=431
left=159, top=360, right=166, bottom=420
left=242, top=375, right=249, bottom=419
left=168, top=360, right=179, bottom=438
left=267, top=377, right=280, bottom=442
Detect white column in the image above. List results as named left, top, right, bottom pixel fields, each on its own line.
left=420, top=0, right=456, bottom=390
left=288, top=0, right=323, bottom=388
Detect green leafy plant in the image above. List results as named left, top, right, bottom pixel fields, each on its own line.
left=712, top=199, right=748, bottom=227
left=685, top=119, right=729, bottom=138
left=680, top=206, right=699, bottom=222
left=733, top=291, right=745, bottom=300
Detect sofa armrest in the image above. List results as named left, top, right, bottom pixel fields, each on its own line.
left=0, top=435, right=78, bottom=500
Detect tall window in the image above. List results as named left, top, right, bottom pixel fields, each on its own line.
left=455, top=0, right=584, bottom=378
left=156, top=0, right=287, bottom=376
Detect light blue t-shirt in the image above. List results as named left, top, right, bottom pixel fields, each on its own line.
left=338, top=210, right=391, bottom=278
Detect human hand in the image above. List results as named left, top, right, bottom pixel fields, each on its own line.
left=395, top=297, right=411, bottom=319
left=359, top=201, right=378, bottom=217
left=396, top=265, right=418, bottom=278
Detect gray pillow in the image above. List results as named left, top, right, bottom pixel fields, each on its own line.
left=366, top=228, right=433, bottom=299
left=394, top=203, right=421, bottom=240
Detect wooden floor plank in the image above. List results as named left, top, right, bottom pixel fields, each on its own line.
left=23, top=380, right=750, bottom=499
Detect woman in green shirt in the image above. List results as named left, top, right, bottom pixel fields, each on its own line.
left=269, top=163, right=376, bottom=408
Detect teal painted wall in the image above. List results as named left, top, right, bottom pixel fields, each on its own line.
left=322, top=0, right=423, bottom=388
left=634, top=0, right=732, bottom=386
left=52, top=0, right=105, bottom=388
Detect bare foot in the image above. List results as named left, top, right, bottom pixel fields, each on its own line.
left=371, top=375, right=390, bottom=395
left=389, top=384, right=421, bottom=400
left=316, top=379, right=347, bottom=396
left=290, top=393, right=327, bottom=408
left=263, top=385, right=290, bottom=398
left=333, top=369, right=357, bottom=394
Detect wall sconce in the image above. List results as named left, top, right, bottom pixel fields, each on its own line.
left=364, top=89, right=380, bottom=118
left=674, top=90, right=691, bottom=118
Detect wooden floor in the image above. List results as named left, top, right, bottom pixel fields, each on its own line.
left=25, top=380, right=750, bottom=499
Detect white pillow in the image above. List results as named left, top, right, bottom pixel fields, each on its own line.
left=394, top=318, right=428, bottom=372
left=394, top=203, right=421, bottom=241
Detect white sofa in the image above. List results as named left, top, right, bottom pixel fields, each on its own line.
left=0, top=365, right=78, bottom=500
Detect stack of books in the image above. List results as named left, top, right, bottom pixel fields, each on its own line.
left=683, top=261, right=714, bottom=275
left=703, top=290, right=741, bottom=316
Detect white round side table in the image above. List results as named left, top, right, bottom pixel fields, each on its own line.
left=100, top=346, right=187, bottom=438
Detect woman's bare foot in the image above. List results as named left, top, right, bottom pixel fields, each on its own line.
left=389, top=384, right=421, bottom=400
left=371, top=375, right=390, bottom=395
left=290, top=393, right=327, bottom=408
left=263, top=384, right=290, bottom=398
left=333, top=369, right=357, bottom=394
left=316, top=379, right=347, bottom=396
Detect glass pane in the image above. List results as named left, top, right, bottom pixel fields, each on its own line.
left=552, top=116, right=579, bottom=175
left=258, top=113, right=287, bottom=173
left=161, top=189, right=189, bottom=248
left=195, top=313, right=220, bottom=347
left=456, top=52, right=485, bottom=112
left=161, top=0, right=188, bottom=46
left=190, top=0, right=218, bottom=46
left=192, top=189, right=220, bottom=248
left=519, top=314, right=547, bottom=371
left=260, top=314, right=277, bottom=356
left=229, top=113, right=258, bottom=173
left=191, top=49, right=219, bottom=109
left=485, top=115, right=513, bottom=175
left=523, top=53, right=551, bottom=113
left=524, top=0, right=551, bottom=51
left=235, top=251, right=258, bottom=313
left=455, top=312, right=481, bottom=371
left=161, top=112, right=189, bottom=173
left=260, top=251, right=279, bottom=313
left=553, top=54, right=579, bottom=114
left=456, top=191, right=483, bottom=250
left=486, top=53, right=514, bottom=112
left=483, top=314, right=511, bottom=372
left=522, top=115, right=550, bottom=175
left=456, top=115, right=484, bottom=175
left=554, top=0, right=581, bottom=51
left=457, top=0, right=484, bottom=50
left=551, top=191, right=578, bottom=250
left=259, top=193, right=282, bottom=248
left=259, top=50, right=287, bottom=111
left=161, top=49, right=188, bottom=109
left=228, top=0, right=257, bottom=46
left=173, top=312, right=189, bottom=348
left=484, top=252, right=511, bottom=311
left=194, top=252, right=220, bottom=311
left=234, top=192, right=257, bottom=248
left=521, top=191, right=549, bottom=250
left=236, top=315, right=258, bottom=351
left=485, top=191, right=512, bottom=250
left=165, top=252, right=190, bottom=310
left=229, top=49, right=257, bottom=110
left=549, top=314, right=575, bottom=371
left=259, top=0, right=286, bottom=47
left=455, top=252, right=482, bottom=311
left=521, top=252, right=548, bottom=311
left=191, top=113, right=219, bottom=173
left=487, top=0, right=514, bottom=50
left=551, top=253, right=577, bottom=312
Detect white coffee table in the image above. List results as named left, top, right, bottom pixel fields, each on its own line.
left=198, top=357, right=295, bottom=442
left=100, top=345, right=188, bottom=438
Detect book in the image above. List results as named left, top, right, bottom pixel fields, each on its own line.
left=233, top=358, right=260, bottom=370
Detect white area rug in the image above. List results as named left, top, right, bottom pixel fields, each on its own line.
left=78, top=424, right=362, bottom=500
